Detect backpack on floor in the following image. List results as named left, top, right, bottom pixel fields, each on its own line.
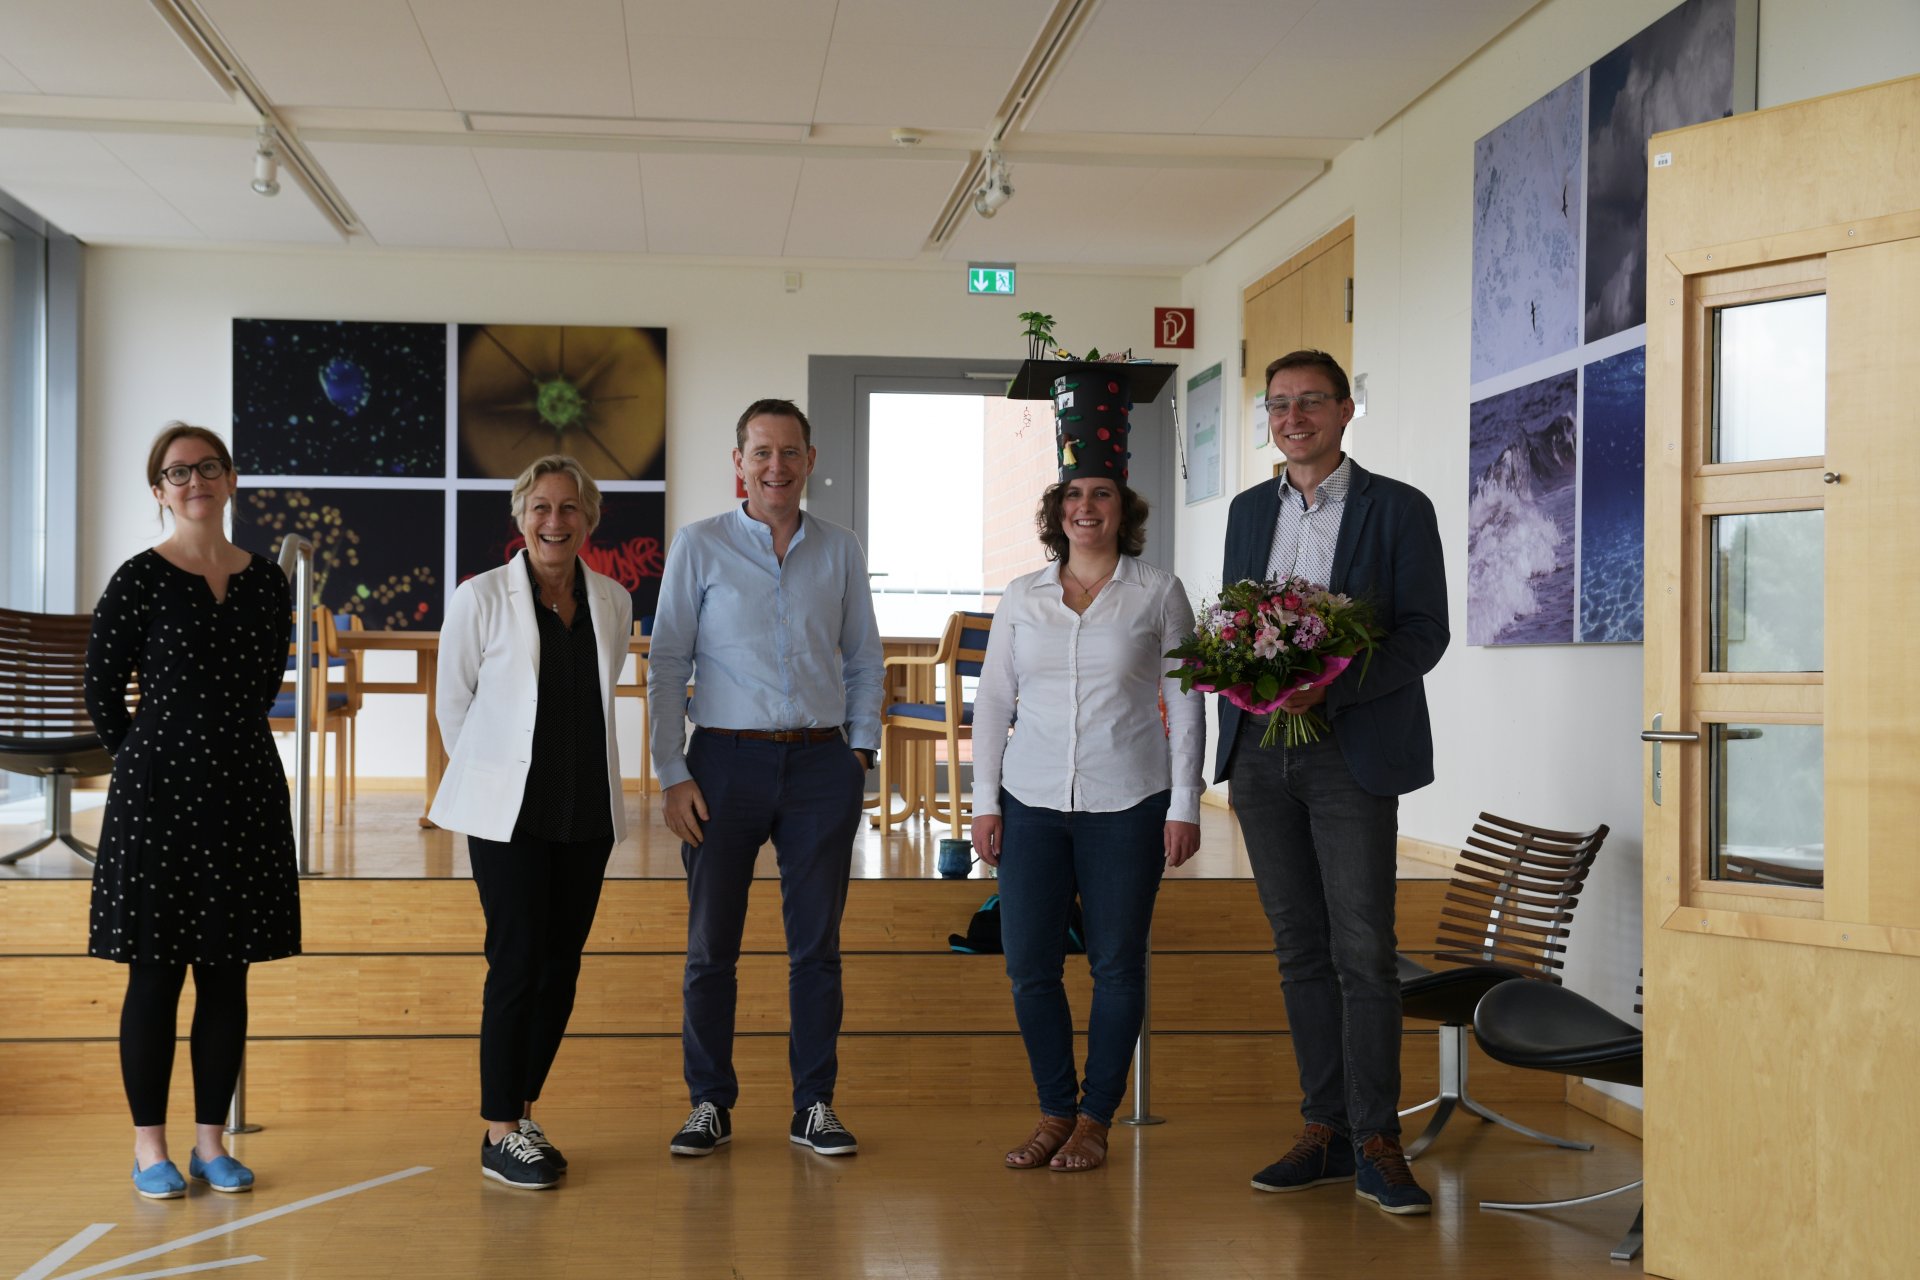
left=948, top=894, right=1085, bottom=955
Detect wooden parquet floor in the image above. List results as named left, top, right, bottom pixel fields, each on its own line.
left=0, top=1102, right=1643, bottom=1279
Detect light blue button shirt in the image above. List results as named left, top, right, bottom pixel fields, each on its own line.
left=646, top=504, right=884, bottom=790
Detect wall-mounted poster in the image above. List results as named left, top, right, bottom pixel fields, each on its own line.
left=1471, top=73, right=1584, bottom=383
left=232, top=319, right=445, bottom=477
left=1184, top=363, right=1223, bottom=505
left=1584, top=0, right=1737, bottom=343
left=233, top=487, right=447, bottom=630
left=454, top=488, right=667, bottom=623
left=457, top=324, right=667, bottom=482
left=1578, top=347, right=1647, bottom=643
left=1467, top=371, right=1577, bottom=646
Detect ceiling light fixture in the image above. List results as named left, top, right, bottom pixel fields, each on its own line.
left=973, top=148, right=1013, bottom=219
left=250, top=126, right=280, bottom=197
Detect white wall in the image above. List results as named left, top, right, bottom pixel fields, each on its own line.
left=80, top=248, right=1176, bottom=781
left=1169, top=0, right=1919, bottom=1076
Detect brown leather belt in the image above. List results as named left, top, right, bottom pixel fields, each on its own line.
left=700, top=726, right=841, bottom=744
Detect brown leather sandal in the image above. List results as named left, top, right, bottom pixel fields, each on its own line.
left=1004, top=1114, right=1075, bottom=1169
left=1049, top=1114, right=1110, bottom=1172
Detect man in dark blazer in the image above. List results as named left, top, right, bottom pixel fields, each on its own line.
left=1219, top=349, right=1448, bottom=1216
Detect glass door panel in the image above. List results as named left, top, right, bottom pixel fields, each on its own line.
left=1709, top=510, right=1824, bottom=673
left=1709, top=722, right=1824, bottom=887
left=1711, top=294, right=1826, bottom=463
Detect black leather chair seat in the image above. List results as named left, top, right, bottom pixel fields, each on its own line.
left=0, top=734, right=110, bottom=775
left=1399, top=959, right=1536, bottom=1025
left=1472, top=979, right=1642, bottom=1088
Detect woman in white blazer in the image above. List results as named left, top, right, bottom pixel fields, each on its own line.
left=431, top=454, right=632, bottom=1191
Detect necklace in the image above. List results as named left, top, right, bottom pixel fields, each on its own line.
left=1061, top=562, right=1115, bottom=604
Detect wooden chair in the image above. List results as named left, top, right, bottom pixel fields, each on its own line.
left=335, top=613, right=366, bottom=808
left=0, top=608, right=114, bottom=865
left=1474, top=976, right=1644, bottom=1261
left=270, top=607, right=354, bottom=830
left=1396, top=812, right=1610, bottom=1158
left=876, top=610, right=993, bottom=839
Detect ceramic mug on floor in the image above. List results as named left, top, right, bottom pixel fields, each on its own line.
left=936, top=839, right=973, bottom=878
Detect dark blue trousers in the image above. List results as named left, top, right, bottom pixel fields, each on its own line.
left=680, top=732, right=865, bottom=1111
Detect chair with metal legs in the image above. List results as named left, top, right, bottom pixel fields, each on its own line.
left=1397, top=812, right=1610, bottom=1158
left=0, top=608, right=116, bottom=866
left=1471, top=976, right=1644, bottom=1261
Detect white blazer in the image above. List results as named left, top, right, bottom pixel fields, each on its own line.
left=428, top=556, right=632, bottom=842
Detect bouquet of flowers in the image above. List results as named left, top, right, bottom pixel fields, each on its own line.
left=1166, top=576, right=1380, bottom=748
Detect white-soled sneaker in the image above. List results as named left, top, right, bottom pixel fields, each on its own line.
left=669, top=1101, right=732, bottom=1156
left=790, top=1101, right=858, bottom=1156
left=481, top=1131, right=559, bottom=1190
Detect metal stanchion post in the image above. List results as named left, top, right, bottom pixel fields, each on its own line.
left=1117, top=929, right=1165, bottom=1126
left=226, top=1055, right=262, bottom=1135
left=232, top=536, right=316, bottom=1134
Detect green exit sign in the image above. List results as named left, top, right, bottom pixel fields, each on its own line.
left=968, top=263, right=1017, bottom=295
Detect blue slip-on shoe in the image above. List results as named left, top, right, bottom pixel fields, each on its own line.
left=132, top=1159, right=187, bottom=1200
left=189, top=1151, right=255, bottom=1194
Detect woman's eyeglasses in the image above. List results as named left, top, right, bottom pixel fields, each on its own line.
left=158, top=459, right=231, bottom=486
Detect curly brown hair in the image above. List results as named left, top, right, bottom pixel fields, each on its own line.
left=1035, top=480, right=1150, bottom=562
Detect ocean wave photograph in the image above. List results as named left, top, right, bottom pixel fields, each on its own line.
left=1579, top=347, right=1646, bottom=642
left=1468, top=371, right=1577, bottom=645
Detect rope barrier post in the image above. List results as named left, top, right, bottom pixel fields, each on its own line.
left=225, top=1054, right=263, bottom=1135
left=1118, top=929, right=1165, bottom=1126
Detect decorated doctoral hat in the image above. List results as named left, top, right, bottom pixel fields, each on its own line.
left=1050, top=364, right=1134, bottom=483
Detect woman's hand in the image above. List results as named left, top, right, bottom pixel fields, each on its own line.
left=1163, top=820, right=1200, bottom=868
left=973, top=815, right=1004, bottom=867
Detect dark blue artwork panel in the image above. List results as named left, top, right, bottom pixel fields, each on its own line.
left=1579, top=347, right=1646, bottom=643
left=234, top=486, right=446, bottom=630
left=454, top=488, right=665, bottom=622
left=233, top=319, right=446, bottom=477
left=1468, top=371, right=1578, bottom=646
left=1584, top=0, right=1736, bottom=343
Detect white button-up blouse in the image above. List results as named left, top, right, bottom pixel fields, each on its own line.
left=971, top=555, right=1206, bottom=825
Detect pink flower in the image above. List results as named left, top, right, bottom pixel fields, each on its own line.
left=1253, top=624, right=1283, bottom=660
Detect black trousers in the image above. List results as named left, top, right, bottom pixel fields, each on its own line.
left=469, top=832, right=614, bottom=1122
left=119, top=962, right=249, bottom=1128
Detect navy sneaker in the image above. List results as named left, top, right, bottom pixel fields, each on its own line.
left=669, top=1101, right=732, bottom=1156
left=1250, top=1123, right=1355, bottom=1193
left=1354, top=1134, right=1432, bottom=1215
left=518, top=1118, right=567, bottom=1174
left=790, top=1101, right=858, bottom=1156
left=188, top=1150, right=255, bottom=1193
left=480, top=1131, right=559, bottom=1190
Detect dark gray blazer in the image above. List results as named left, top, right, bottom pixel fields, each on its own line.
left=1213, top=458, right=1449, bottom=796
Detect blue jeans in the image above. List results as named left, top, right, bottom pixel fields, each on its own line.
left=996, top=788, right=1168, bottom=1126
left=1228, top=720, right=1402, bottom=1144
left=680, top=732, right=866, bottom=1112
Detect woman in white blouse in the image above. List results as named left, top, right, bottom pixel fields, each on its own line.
left=971, top=459, right=1205, bottom=1174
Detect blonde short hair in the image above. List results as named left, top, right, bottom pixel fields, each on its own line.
left=509, top=455, right=602, bottom=532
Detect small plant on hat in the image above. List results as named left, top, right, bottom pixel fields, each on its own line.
left=1018, top=311, right=1057, bottom=362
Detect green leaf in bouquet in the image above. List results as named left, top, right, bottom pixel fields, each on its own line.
left=1254, top=673, right=1279, bottom=700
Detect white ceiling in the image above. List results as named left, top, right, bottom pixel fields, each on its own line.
left=0, top=0, right=1537, bottom=268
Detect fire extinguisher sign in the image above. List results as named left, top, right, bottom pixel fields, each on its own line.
left=1154, top=307, right=1195, bottom=349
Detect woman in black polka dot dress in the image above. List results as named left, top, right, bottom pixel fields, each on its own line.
left=85, top=422, right=301, bottom=1199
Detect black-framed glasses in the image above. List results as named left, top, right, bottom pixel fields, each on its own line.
left=1263, top=392, right=1339, bottom=416
left=158, top=459, right=230, bottom=486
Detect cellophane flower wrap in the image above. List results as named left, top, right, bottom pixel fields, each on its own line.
left=1165, top=576, right=1381, bottom=748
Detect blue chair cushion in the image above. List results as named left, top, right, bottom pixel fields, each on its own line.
left=886, top=702, right=973, bottom=726
left=271, top=692, right=348, bottom=718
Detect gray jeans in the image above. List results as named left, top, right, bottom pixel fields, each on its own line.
left=1229, top=718, right=1402, bottom=1144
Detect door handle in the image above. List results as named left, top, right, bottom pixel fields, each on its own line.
left=1643, top=714, right=1696, bottom=806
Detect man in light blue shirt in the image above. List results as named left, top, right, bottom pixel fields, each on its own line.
left=648, top=397, right=883, bottom=1160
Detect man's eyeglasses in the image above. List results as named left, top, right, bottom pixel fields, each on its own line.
left=1263, top=392, right=1339, bottom=416
left=158, top=459, right=230, bottom=486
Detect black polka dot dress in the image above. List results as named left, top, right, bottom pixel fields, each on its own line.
left=83, top=550, right=302, bottom=965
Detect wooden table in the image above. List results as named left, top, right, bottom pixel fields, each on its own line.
left=338, top=630, right=936, bottom=829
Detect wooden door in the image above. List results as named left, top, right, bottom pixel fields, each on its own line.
left=1242, top=220, right=1352, bottom=484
